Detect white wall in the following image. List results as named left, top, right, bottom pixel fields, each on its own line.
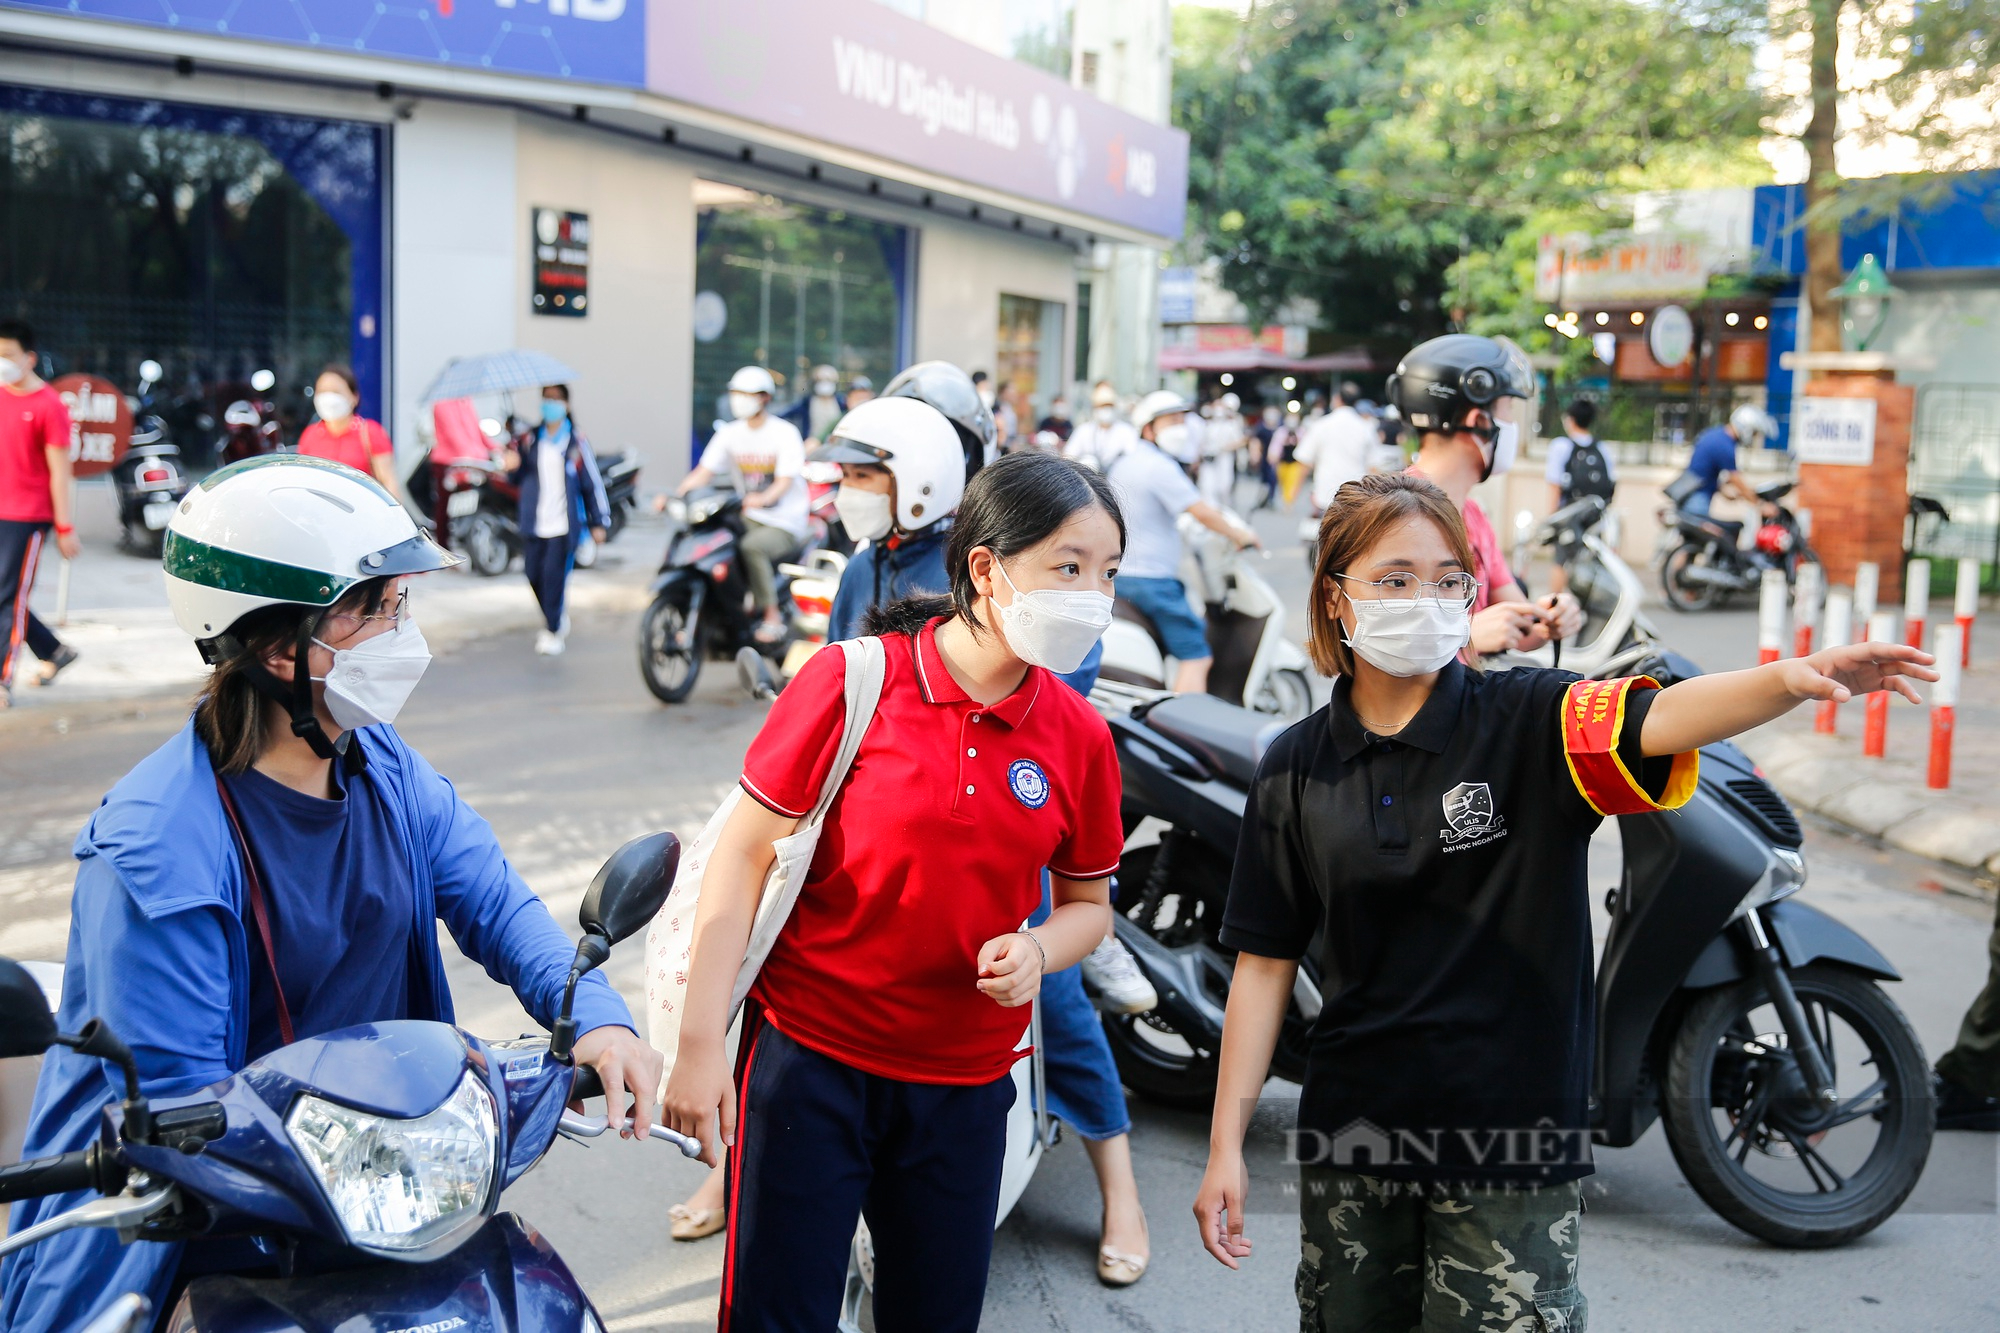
left=513, top=116, right=697, bottom=480
left=391, top=102, right=519, bottom=459
left=914, top=217, right=1076, bottom=379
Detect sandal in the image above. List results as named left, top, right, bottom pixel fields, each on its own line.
left=668, top=1203, right=726, bottom=1241
left=34, top=644, right=79, bottom=687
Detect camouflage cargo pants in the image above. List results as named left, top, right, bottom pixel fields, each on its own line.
left=1295, top=1167, right=1586, bottom=1333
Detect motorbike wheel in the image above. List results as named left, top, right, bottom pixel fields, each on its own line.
left=1101, top=1008, right=1220, bottom=1112
left=120, top=518, right=164, bottom=557
left=606, top=506, right=628, bottom=544
left=638, top=595, right=701, bottom=704
left=1660, top=544, right=1723, bottom=613
left=1660, top=963, right=1934, bottom=1248
left=460, top=512, right=514, bottom=578
left=1253, top=667, right=1314, bottom=723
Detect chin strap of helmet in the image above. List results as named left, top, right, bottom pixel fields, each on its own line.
left=1460, top=410, right=1503, bottom=482
left=215, top=616, right=361, bottom=772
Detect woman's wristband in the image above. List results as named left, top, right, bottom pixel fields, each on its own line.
left=52, top=523, right=72, bottom=536
left=1018, top=929, right=1049, bottom=973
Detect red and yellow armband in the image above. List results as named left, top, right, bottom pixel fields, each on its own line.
left=1561, top=677, right=1699, bottom=816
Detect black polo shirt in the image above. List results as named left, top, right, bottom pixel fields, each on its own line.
left=1220, top=661, right=1692, bottom=1185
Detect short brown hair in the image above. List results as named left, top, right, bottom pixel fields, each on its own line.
left=1305, top=473, right=1478, bottom=677
left=317, top=363, right=359, bottom=395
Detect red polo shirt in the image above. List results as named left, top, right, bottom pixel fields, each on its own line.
left=297, top=418, right=392, bottom=474
left=0, top=384, right=70, bottom=523
left=741, top=621, right=1124, bottom=1085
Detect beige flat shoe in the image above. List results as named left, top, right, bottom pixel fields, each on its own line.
left=668, top=1203, right=726, bottom=1241
left=1097, top=1245, right=1149, bottom=1287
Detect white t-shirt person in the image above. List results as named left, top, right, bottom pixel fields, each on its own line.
left=697, top=415, right=810, bottom=538
left=1108, top=442, right=1203, bottom=581
left=1294, top=404, right=1377, bottom=510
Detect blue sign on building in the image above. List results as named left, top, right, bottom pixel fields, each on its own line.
left=1, top=1, right=647, bottom=88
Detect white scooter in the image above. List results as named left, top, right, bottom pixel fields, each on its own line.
left=1499, top=496, right=1663, bottom=678
left=1100, top=510, right=1315, bottom=722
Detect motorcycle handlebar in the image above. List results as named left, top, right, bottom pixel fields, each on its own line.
left=0, top=1150, right=95, bottom=1204
left=570, top=1064, right=605, bottom=1103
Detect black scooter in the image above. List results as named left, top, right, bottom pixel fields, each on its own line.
left=1091, top=667, right=1935, bottom=1247
left=111, top=360, right=189, bottom=556
left=637, top=490, right=804, bottom=704
left=1659, top=479, right=1819, bottom=612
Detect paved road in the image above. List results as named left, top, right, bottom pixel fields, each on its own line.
left=2, top=498, right=1996, bottom=1331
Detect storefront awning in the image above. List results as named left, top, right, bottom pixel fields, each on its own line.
left=1159, top=347, right=1383, bottom=375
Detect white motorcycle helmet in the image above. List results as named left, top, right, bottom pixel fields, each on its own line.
left=1730, top=403, right=1778, bottom=444
left=810, top=397, right=965, bottom=534
left=163, top=454, right=458, bottom=756
left=726, top=365, right=777, bottom=396
left=1132, top=390, right=1189, bottom=437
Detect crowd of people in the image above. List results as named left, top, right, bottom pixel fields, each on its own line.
left=1, top=327, right=1991, bottom=1333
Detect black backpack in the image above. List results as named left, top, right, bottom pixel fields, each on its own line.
left=1562, top=437, right=1615, bottom=503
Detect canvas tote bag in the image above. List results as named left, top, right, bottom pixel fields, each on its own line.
left=646, top=635, right=886, bottom=1079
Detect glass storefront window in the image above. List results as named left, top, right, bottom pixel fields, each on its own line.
left=0, top=85, right=382, bottom=468
left=691, top=181, right=911, bottom=454
left=996, top=292, right=1065, bottom=445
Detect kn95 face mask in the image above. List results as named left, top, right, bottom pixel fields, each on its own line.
left=833, top=485, right=893, bottom=543
left=994, top=561, right=1113, bottom=675
left=313, top=620, right=434, bottom=731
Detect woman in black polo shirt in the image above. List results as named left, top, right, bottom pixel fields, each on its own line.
left=1191, top=473, right=1935, bottom=1331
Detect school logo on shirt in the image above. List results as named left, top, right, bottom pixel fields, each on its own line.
left=1008, top=758, right=1051, bottom=810
left=1439, top=781, right=1508, bottom=853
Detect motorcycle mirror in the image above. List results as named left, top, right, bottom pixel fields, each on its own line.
left=0, top=956, right=59, bottom=1059
left=137, top=359, right=163, bottom=386
left=579, top=832, right=682, bottom=946
left=250, top=369, right=276, bottom=393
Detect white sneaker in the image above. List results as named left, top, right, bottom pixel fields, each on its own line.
left=534, top=630, right=557, bottom=655
left=1082, top=935, right=1158, bottom=1014
left=546, top=631, right=566, bottom=656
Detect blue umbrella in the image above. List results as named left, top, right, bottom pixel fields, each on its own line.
left=418, top=349, right=581, bottom=405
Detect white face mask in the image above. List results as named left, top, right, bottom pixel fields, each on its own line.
left=729, top=392, right=762, bottom=420
left=1342, top=597, right=1469, bottom=677
left=1484, top=419, right=1519, bottom=478
left=312, top=620, right=433, bottom=731
left=834, top=485, right=893, bottom=543
left=814, top=379, right=836, bottom=398
left=1092, top=405, right=1116, bottom=426
left=0, top=357, right=24, bottom=386
left=1153, top=422, right=1188, bottom=457
left=316, top=390, right=354, bottom=423
left=994, top=561, right=1113, bottom=675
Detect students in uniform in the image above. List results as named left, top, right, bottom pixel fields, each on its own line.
left=500, top=384, right=610, bottom=656
left=661, top=452, right=1128, bottom=1331
left=1191, top=471, right=1936, bottom=1331
left=0, top=319, right=79, bottom=704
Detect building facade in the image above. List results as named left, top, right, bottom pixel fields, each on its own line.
left=0, top=0, right=1186, bottom=473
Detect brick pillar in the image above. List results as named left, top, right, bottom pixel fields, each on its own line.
left=1793, top=371, right=1914, bottom=600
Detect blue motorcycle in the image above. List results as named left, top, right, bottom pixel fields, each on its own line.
left=0, top=833, right=696, bottom=1332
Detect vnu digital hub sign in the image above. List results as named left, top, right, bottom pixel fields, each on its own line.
left=6, top=0, right=1188, bottom=241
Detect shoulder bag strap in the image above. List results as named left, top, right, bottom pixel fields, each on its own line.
left=806, top=636, right=888, bottom=825
left=214, top=775, right=296, bottom=1046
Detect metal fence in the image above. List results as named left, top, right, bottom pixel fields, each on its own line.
left=1909, top=383, right=2000, bottom=587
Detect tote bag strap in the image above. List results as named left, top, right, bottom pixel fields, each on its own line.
left=807, top=636, right=887, bottom=824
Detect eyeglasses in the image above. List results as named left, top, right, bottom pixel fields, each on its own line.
left=1334, top=571, right=1478, bottom=610
left=321, top=587, right=410, bottom=637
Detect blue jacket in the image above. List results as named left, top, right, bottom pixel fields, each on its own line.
left=828, top=527, right=1102, bottom=693
left=0, top=722, right=634, bottom=1332
left=511, top=424, right=611, bottom=540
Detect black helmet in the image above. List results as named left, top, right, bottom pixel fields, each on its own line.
left=881, top=361, right=996, bottom=484
left=1385, top=334, right=1532, bottom=438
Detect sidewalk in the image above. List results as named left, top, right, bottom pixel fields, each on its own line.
left=1, top=476, right=656, bottom=718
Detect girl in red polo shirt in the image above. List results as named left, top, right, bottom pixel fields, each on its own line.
left=662, top=452, right=1127, bottom=1332
left=296, top=364, right=401, bottom=498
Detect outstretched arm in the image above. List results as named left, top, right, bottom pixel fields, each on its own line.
left=1641, top=641, right=1938, bottom=757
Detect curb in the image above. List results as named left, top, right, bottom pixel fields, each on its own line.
left=1736, top=724, right=2000, bottom=884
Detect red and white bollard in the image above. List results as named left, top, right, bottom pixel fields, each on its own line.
left=1815, top=588, right=1853, bottom=734
left=1903, top=557, right=1930, bottom=650
left=1854, top=561, right=1880, bottom=640
left=1792, top=561, right=1823, bottom=658
left=1955, top=557, right=1979, bottom=669
left=1863, top=611, right=1895, bottom=758
left=1929, top=622, right=1961, bottom=789
left=1758, top=568, right=1788, bottom=665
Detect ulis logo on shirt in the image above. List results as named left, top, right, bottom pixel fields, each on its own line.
left=1008, top=759, right=1051, bottom=810
left=1439, top=781, right=1508, bottom=853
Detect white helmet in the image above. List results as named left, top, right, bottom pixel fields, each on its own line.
left=727, top=365, right=777, bottom=396
left=1730, top=404, right=1777, bottom=443
left=164, top=455, right=457, bottom=645
left=810, top=397, right=965, bottom=532
left=1132, top=390, right=1188, bottom=435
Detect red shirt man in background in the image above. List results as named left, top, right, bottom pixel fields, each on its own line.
left=0, top=318, right=79, bottom=705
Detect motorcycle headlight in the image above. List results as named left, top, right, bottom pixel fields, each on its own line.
left=1730, top=846, right=1807, bottom=923
left=689, top=495, right=728, bottom=525
left=285, top=1071, right=497, bottom=1259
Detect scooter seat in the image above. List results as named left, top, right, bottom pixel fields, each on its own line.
left=1144, top=693, right=1286, bottom=786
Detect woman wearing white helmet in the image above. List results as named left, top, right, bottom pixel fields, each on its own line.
left=0, top=455, right=664, bottom=1333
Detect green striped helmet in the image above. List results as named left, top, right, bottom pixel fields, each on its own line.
left=163, top=455, right=458, bottom=643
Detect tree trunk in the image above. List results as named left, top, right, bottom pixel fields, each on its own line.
left=1803, top=0, right=1844, bottom=353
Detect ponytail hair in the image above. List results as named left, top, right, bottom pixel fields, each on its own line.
left=864, top=451, right=1123, bottom=637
